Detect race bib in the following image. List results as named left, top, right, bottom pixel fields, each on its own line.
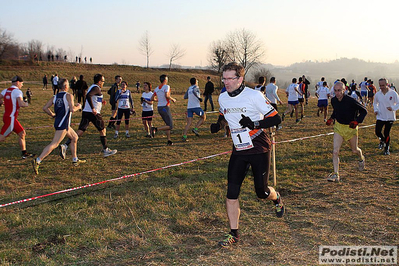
left=231, top=127, right=254, bottom=151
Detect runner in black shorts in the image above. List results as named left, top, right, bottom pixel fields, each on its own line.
left=60, top=74, right=117, bottom=158
left=211, top=62, right=284, bottom=248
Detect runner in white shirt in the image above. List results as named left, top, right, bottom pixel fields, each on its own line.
left=150, top=74, right=176, bottom=145
left=265, top=77, right=283, bottom=130
left=141, top=82, right=154, bottom=138
left=113, top=81, right=134, bottom=139
left=359, top=77, right=369, bottom=106
left=210, top=62, right=284, bottom=248
left=282, top=78, right=301, bottom=123
left=182, top=78, right=206, bottom=141
left=315, top=77, right=325, bottom=91
left=315, top=81, right=331, bottom=121
left=373, top=78, right=399, bottom=155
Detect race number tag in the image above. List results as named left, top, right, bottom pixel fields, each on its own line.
left=231, top=128, right=254, bottom=151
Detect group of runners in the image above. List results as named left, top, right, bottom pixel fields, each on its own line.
left=1, top=64, right=398, bottom=247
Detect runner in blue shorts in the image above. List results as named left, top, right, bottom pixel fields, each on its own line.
left=182, top=78, right=206, bottom=141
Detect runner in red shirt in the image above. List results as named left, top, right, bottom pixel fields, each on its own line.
left=0, top=76, right=34, bottom=158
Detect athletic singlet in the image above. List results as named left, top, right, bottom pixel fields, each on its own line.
left=286, top=83, right=299, bottom=101
left=82, top=84, right=103, bottom=113
left=316, top=86, right=330, bottom=100
left=360, top=81, right=368, bottom=92
left=116, top=89, right=132, bottom=109
left=141, top=91, right=154, bottom=111
left=53, top=92, right=71, bottom=129
left=1, top=86, right=22, bottom=119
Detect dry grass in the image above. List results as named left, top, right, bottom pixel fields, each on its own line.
left=0, top=63, right=398, bottom=265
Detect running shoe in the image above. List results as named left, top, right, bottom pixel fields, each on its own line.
left=145, top=134, right=152, bottom=138
left=182, top=136, right=188, bottom=142
left=167, top=140, right=173, bottom=146
left=192, top=128, right=200, bottom=136
left=274, top=192, right=285, bottom=218
left=59, top=144, right=67, bottom=159
left=125, top=133, right=130, bottom=138
left=150, top=127, right=157, bottom=138
left=218, top=233, right=239, bottom=248
left=32, top=158, right=39, bottom=175
left=358, top=156, right=365, bottom=171
left=103, top=148, right=117, bottom=157
left=378, top=141, right=385, bottom=150
left=295, top=118, right=301, bottom=123
left=384, top=147, right=390, bottom=155
left=113, top=133, right=118, bottom=139
left=327, top=172, right=340, bottom=182
left=22, top=152, right=34, bottom=159
left=72, top=159, right=86, bottom=166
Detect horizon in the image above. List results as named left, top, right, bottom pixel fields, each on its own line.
left=1, top=0, right=399, bottom=67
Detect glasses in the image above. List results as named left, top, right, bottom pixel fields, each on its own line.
left=221, top=76, right=240, bottom=83
left=101, top=80, right=105, bottom=83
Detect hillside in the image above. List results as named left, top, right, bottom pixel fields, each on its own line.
left=0, top=60, right=220, bottom=94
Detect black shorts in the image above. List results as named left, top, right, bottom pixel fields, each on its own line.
left=78, top=111, right=105, bottom=132
left=142, top=110, right=153, bottom=121
left=116, top=109, right=130, bottom=125
left=227, top=152, right=271, bottom=199
left=298, top=98, right=304, bottom=103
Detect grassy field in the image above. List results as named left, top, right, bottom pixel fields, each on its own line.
left=0, top=62, right=398, bottom=265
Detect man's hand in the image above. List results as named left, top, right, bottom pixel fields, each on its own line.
left=239, top=114, right=254, bottom=130
left=326, top=118, right=334, bottom=126
left=349, top=121, right=358, bottom=128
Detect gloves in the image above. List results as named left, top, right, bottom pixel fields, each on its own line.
left=239, top=114, right=254, bottom=130
left=210, top=123, right=220, bottom=133
left=199, top=98, right=203, bottom=102
left=349, top=121, right=358, bottom=128
left=326, top=118, right=334, bottom=126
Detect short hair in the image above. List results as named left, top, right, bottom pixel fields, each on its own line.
left=121, top=80, right=128, bottom=86
left=321, top=77, right=325, bottom=81
left=207, top=76, right=211, bottom=80
left=333, top=81, right=344, bottom=90
left=258, top=76, right=265, bottom=84
left=115, top=75, right=121, bottom=80
left=299, top=77, right=303, bottom=82
left=222, top=62, right=245, bottom=77
left=79, top=75, right=84, bottom=80
left=270, top=77, right=276, bottom=83
left=379, top=78, right=387, bottom=84
left=190, top=77, right=197, bottom=85
left=58, top=78, right=68, bottom=89
left=364, top=77, right=368, bottom=81
left=94, top=74, right=103, bottom=84
left=292, top=78, right=297, bottom=83
left=144, top=82, right=152, bottom=91
left=160, top=74, right=168, bottom=83
left=323, top=81, right=327, bottom=87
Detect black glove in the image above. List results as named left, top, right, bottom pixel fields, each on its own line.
left=140, top=97, right=144, bottom=103
left=210, top=123, right=221, bottom=133
left=199, top=98, right=203, bottom=102
left=349, top=121, right=358, bottom=129
left=239, top=114, right=254, bottom=130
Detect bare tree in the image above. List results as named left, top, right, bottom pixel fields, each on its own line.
left=250, top=66, right=273, bottom=84
left=138, top=31, right=154, bottom=68
left=208, top=40, right=228, bottom=74
left=26, top=39, right=44, bottom=61
left=0, top=28, right=16, bottom=59
left=167, top=43, right=185, bottom=70
left=225, top=28, right=265, bottom=77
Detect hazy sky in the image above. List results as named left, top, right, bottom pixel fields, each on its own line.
left=1, top=0, right=398, bottom=67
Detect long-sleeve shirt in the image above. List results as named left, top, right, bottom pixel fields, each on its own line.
left=265, top=83, right=281, bottom=104
left=373, top=89, right=399, bottom=121
left=331, top=95, right=367, bottom=125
